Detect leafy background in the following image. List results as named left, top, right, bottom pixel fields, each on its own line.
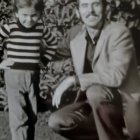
left=0, top=0, right=140, bottom=111
left=0, top=0, right=140, bottom=35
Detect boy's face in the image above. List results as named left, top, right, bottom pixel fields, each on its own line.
left=16, top=6, right=41, bottom=28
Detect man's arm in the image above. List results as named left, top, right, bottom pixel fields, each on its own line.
left=78, top=25, right=135, bottom=90
left=52, top=76, right=75, bottom=108
left=52, top=25, right=83, bottom=107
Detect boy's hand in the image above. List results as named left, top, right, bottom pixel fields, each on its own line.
left=0, top=59, right=15, bottom=69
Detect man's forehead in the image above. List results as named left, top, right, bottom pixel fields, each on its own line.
left=79, top=0, right=102, bottom=4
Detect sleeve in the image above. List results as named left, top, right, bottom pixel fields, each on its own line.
left=0, top=24, right=10, bottom=59
left=0, top=23, right=10, bottom=49
left=43, top=26, right=57, bottom=46
left=78, top=26, right=135, bottom=90
left=42, top=26, right=58, bottom=61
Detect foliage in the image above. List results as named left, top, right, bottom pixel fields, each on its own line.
left=106, top=0, right=140, bottom=29
left=0, top=0, right=140, bottom=36
left=43, top=0, right=79, bottom=40
left=39, top=58, right=77, bottom=110
left=39, top=58, right=74, bottom=99
left=0, top=71, right=7, bottom=111
left=0, top=0, right=13, bottom=25
left=43, top=0, right=140, bottom=40
left=0, top=0, right=140, bottom=110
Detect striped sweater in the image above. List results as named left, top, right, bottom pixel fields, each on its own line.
left=0, top=19, right=57, bottom=70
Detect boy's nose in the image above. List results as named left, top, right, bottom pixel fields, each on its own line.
left=26, top=16, right=32, bottom=22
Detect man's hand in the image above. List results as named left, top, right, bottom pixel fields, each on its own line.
left=52, top=76, right=75, bottom=108
left=0, top=59, right=15, bottom=69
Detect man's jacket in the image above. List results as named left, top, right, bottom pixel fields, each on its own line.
left=60, top=21, right=140, bottom=95
left=59, top=21, right=140, bottom=137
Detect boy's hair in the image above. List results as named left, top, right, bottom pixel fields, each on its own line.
left=13, top=0, right=44, bottom=14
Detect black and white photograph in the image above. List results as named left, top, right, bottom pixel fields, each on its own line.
left=0, top=0, right=140, bottom=140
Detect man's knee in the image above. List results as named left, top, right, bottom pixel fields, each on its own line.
left=86, top=85, right=107, bottom=107
left=48, top=112, right=62, bottom=132
left=48, top=111, right=75, bottom=132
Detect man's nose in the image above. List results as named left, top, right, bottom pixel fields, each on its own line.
left=88, top=5, right=95, bottom=13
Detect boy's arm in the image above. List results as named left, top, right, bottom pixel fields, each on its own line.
left=0, top=58, right=15, bottom=69
left=42, top=27, right=58, bottom=62
left=0, top=23, right=15, bottom=69
left=0, top=24, right=10, bottom=48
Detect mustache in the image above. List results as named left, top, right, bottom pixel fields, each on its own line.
left=86, top=12, right=98, bottom=18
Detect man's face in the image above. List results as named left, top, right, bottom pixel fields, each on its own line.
left=16, top=6, right=41, bottom=28
left=78, top=0, right=104, bottom=29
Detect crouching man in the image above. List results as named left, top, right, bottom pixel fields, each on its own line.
left=48, top=0, right=140, bottom=139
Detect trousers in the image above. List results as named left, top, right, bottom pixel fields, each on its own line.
left=4, top=70, right=39, bottom=140
left=48, top=85, right=140, bottom=140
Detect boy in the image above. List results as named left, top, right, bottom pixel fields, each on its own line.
left=0, top=0, right=57, bottom=140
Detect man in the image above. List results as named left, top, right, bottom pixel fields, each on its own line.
left=48, top=0, right=140, bottom=139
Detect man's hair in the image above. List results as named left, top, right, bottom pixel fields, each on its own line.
left=76, top=0, right=107, bottom=9
left=13, top=0, right=44, bottom=14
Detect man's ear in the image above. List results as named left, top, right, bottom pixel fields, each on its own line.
left=15, top=13, right=18, bottom=18
left=75, top=9, right=80, bottom=19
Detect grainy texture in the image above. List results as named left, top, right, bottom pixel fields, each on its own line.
left=0, top=111, right=68, bottom=140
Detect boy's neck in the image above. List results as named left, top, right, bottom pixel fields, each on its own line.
left=17, top=19, right=36, bottom=31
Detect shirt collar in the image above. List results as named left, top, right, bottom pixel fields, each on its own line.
left=82, top=21, right=105, bottom=45
left=17, top=19, right=36, bottom=31
left=84, top=27, right=100, bottom=45
left=87, top=28, right=100, bottom=44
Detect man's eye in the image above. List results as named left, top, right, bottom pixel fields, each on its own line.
left=81, top=3, right=88, bottom=8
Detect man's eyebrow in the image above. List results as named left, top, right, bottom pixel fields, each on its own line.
left=81, top=1, right=101, bottom=5
left=81, top=3, right=88, bottom=5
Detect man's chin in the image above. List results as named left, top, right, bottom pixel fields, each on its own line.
left=85, top=20, right=103, bottom=29
left=86, top=23, right=99, bottom=28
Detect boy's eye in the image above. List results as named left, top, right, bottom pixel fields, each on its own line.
left=22, top=14, right=38, bottom=18
left=31, top=14, right=37, bottom=18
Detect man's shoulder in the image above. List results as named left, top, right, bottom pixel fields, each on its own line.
left=70, top=24, right=83, bottom=33
left=102, top=21, right=132, bottom=41
left=68, top=24, right=83, bottom=40
left=105, top=21, right=130, bottom=33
